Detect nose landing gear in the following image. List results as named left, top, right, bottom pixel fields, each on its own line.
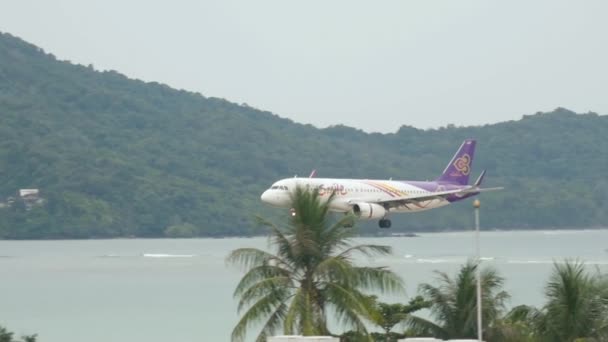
left=379, top=218, right=392, bottom=229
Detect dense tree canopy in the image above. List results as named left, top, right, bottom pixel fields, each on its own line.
left=0, top=31, right=607, bottom=239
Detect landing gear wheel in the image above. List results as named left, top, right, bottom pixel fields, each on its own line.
left=379, top=219, right=392, bottom=229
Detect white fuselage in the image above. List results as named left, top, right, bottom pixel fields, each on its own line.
left=260, top=177, right=450, bottom=216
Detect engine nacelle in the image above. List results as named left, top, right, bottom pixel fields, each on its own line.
left=352, top=202, right=386, bottom=220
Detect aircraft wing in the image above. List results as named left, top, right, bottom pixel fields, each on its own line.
left=367, top=186, right=503, bottom=208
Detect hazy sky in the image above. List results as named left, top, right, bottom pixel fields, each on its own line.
left=1, top=1, right=607, bottom=132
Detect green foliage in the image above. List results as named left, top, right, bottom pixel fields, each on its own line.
left=0, top=31, right=607, bottom=238
left=164, top=223, right=198, bottom=238
left=402, top=261, right=608, bottom=342
left=339, top=330, right=369, bottom=342
left=486, top=305, right=539, bottom=342
left=0, top=326, right=36, bottom=342
left=367, top=295, right=431, bottom=342
left=226, top=187, right=404, bottom=341
left=406, top=261, right=510, bottom=340
left=511, top=260, right=608, bottom=342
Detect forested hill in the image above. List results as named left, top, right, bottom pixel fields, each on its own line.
left=1, top=32, right=607, bottom=239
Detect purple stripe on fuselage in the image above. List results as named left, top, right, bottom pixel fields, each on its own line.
left=398, top=180, right=477, bottom=203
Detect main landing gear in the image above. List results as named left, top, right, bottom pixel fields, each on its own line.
left=379, top=218, right=392, bottom=229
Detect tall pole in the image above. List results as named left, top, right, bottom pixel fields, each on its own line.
left=473, top=199, right=482, bottom=342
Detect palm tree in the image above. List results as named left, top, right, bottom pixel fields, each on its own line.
left=227, top=187, right=404, bottom=342
left=511, top=260, right=608, bottom=342
left=485, top=305, right=538, bottom=342
left=406, top=261, right=509, bottom=340
left=369, top=296, right=430, bottom=342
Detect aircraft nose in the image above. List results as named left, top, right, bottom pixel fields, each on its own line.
left=261, top=190, right=278, bottom=204
left=261, top=189, right=284, bottom=207
left=261, top=190, right=270, bottom=203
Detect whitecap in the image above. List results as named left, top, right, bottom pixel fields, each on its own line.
left=99, top=254, right=123, bottom=258
left=142, top=253, right=196, bottom=258
left=506, top=260, right=551, bottom=264
left=416, top=258, right=452, bottom=264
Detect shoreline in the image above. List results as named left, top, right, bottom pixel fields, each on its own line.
left=1, top=226, right=608, bottom=241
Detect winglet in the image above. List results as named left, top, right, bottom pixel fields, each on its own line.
left=309, top=169, right=317, bottom=178
left=473, top=169, right=486, bottom=187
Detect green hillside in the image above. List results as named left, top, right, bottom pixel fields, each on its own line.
left=1, top=32, right=607, bottom=239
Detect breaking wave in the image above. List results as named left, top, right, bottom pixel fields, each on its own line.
left=142, top=253, right=196, bottom=258
left=97, top=253, right=197, bottom=258
left=507, top=259, right=608, bottom=265
left=415, top=258, right=457, bottom=264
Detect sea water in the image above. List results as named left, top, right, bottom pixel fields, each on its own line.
left=1, top=230, right=607, bottom=342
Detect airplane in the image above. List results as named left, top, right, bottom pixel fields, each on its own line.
left=260, top=139, right=502, bottom=228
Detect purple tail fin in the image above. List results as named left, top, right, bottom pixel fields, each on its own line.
left=436, top=139, right=476, bottom=185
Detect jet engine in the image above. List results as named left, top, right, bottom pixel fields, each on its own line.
left=352, top=203, right=386, bottom=220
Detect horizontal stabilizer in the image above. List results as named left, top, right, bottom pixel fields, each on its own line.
left=462, top=186, right=504, bottom=194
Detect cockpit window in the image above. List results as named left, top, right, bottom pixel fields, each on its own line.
left=271, top=186, right=279, bottom=189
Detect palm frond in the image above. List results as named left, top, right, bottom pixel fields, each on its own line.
left=405, top=315, right=448, bottom=339
left=283, top=288, right=303, bottom=335
left=227, top=247, right=287, bottom=271
left=255, top=303, right=288, bottom=342
left=313, top=256, right=352, bottom=284
left=418, top=282, right=453, bottom=327
left=231, top=288, right=290, bottom=342
left=338, top=244, right=393, bottom=259
left=255, top=216, right=296, bottom=263
left=541, top=259, right=608, bottom=341
left=351, top=266, right=405, bottom=293
left=234, top=264, right=291, bottom=297
left=324, top=282, right=373, bottom=337
left=417, top=261, right=511, bottom=339
left=237, top=276, right=294, bottom=312
left=321, top=214, right=357, bottom=254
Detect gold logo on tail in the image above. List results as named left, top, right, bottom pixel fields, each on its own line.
left=453, top=154, right=471, bottom=175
